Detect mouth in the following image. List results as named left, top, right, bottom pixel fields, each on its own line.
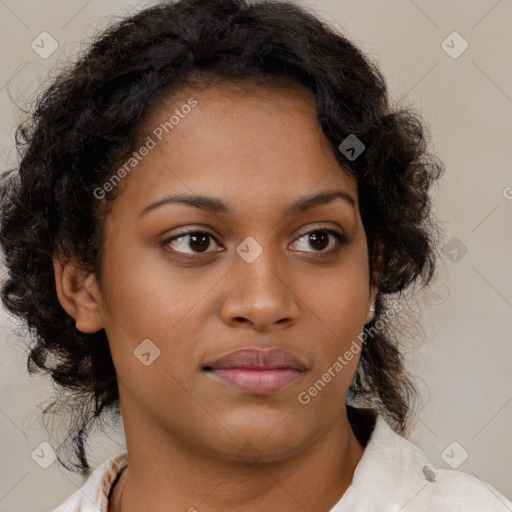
left=203, top=347, right=307, bottom=394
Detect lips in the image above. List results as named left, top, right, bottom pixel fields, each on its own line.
left=204, top=348, right=306, bottom=371
left=203, top=348, right=306, bottom=394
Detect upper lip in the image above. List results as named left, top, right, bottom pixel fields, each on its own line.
left=203, top=348, right=306, bottom=371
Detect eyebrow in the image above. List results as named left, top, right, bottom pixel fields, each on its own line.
left=139, top=190, right=356, bottom=218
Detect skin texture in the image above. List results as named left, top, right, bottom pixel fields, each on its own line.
left=54, top=82, right=380, bottom=512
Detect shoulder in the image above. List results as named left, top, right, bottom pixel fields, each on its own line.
left=51, top=451, right=128, bottom=512
left=336, top=408, right=512, bottom=512
left=422, top=466, right=512, bottom=511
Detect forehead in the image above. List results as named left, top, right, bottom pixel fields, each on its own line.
left=109, top=81, right=358, bottom=217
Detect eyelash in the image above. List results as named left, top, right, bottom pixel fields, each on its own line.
left=160, top=227, right=349, bottom=260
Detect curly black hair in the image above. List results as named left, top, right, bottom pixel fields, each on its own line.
left=0, top=0, right=444, bottom=474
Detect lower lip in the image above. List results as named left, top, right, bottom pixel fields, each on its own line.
left=208, top=368, right=303, bottom=394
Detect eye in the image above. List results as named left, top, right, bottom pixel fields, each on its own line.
left=161, top=230, right=222, bottom=258
left=290, top=228, right=348, bottom=255
left=161, top=226, right=349, bottom=260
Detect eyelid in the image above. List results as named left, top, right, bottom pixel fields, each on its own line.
left=291, top=225, right=348, bottom=253
left=160, top=228, right=222, bottom=257
left=294, top=223, right=344, bottom=239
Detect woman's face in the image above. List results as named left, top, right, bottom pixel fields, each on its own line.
left=89, top=82, right=378, bottom=461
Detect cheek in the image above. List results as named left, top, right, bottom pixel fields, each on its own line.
left=295, top=279, right=367, bottom=412
left=296, top=252, right=370, bottom=341
left=97, top=243, right=215, bottom=377
left=292, top=253, right=370, bottom=400
left=99, top=238, right=202, bottom=331
left=312, top=280, right=368, bottom=331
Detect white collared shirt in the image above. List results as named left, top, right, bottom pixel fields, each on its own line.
left=51, top=413, right=512, bottom=511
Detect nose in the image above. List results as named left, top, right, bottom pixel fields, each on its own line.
left=219, top=248, right=300, bottom=332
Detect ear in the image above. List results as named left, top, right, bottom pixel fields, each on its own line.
left=366, top=239, right=385, bottom=324
left=53, top=258, right=104, bottom=333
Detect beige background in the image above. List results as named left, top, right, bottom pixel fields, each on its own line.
left=0, top=0, right=511, bottom=510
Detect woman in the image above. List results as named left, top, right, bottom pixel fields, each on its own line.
left=1, top=0, right=510, bottom=510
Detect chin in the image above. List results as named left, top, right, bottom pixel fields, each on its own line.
left=212, top=423, right=315, bottom=463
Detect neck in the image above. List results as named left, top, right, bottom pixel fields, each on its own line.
left=109, top=405, right=365, bottom=512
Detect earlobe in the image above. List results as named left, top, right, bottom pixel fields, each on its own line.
left=366, top=293, right=377, bottom=325
left=53, top=258, right=104, bottom=333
